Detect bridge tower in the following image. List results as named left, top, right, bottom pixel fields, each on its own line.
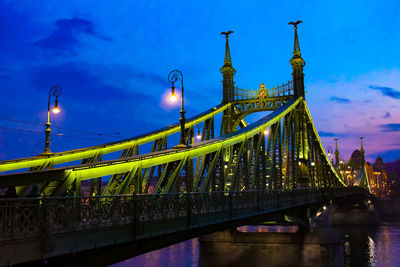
left=334, top=138, right=340, bottom=167
left=220, top=31, right=236, bottom=134
left=289, top=21, right=305, bottom=98
left=220, top=31, right=236, bottom=103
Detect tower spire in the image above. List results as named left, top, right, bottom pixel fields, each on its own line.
left=334, top=138, right=340, bottom=167
left=292, top=22, right=301, bottom=58
left=220, top=30, right=236, bottom=103
left=288, top=20, right=305, bottom=98
left=360, top=137, right=365, bottom=164
left=223, top=32, right=232, bottom=66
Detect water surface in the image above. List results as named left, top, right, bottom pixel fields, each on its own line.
left=111, top=224, right=400, bottom=267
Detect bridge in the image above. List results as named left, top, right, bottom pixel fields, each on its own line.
left=0, top=23, right=370, bottom=265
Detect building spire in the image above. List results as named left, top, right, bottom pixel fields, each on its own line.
left=292, top=22, right=301, bottom=58
left=220, top=30, right=236, bottom=103
left=360, top=137, right=365, bottom=164
left=222, top=31, right=232, bottom=66
left=334, top=138, right=340, bottom=167
left=288, top=20, right=305, bottom=98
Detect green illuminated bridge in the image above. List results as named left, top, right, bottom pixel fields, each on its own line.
left=0, top=24, right=370, bottom=265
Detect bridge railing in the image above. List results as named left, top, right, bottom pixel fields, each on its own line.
left=234, top=81, right=293, bottom=101
left=0, top=187, right=365, bottom=243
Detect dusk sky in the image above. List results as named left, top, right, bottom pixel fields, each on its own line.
left=0, top=0, right=399, bottom=163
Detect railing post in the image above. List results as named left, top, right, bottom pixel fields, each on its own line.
left=187, top=193, right=192, bottom=229
left=229, top=192, right=233, bottom=218
left=132, top=194, right=136, bottom=238
left=276, top=190, right=280, bottom=209
left=292, top=190, right=294, bottom=206
left=257, top=191, right=260, bottom=213
left=39, top=198, right=53, bottom=253
left=305, top=188, right=307, bottom=203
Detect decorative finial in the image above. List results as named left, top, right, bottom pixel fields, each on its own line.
left=221, top=30, right=233, bottom=40
left=288, top=20, right=302, bottom=29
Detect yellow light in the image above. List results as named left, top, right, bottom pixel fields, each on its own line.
left=52, top=106, right=60, bottom=114
left=168, top=85, right=178, bottom=101
left=168, top=93, right=178, bottom=101
left=311, top=162, right=315, bottom=166
left=298, top=162, right=302, bottom=165
left=264, top=129, right=269, bottom=135
left=52, top=98, right=61, bottom=113
left=196, top=130, right=202, bottom=140
left=323, top=206, right=327, bottom=210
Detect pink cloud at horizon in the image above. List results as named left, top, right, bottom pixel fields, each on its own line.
left=307, top=68, right=400, bottom=162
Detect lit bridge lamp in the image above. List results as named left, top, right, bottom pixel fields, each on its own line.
left=167, top=70, right=189, bottom=149
left=196, top=124, right=202, bottom=141
left=42, top=85, right=62, bottom=155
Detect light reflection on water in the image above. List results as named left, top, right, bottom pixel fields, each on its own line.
left=111, top=225, right=400, bottom=267
left=237, top=225, right=298, bottom=233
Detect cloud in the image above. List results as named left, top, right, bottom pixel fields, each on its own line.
left=383, top=112, right=391, bottom=119
left=35, top=18, right=111, bottom=54
left=381, top=123, right=400, bottom=132
left=318, top=131, right=336, bottom=137
left=369, top=85, right=400, bottom=99
left=329, top=96, right=351, bottom=103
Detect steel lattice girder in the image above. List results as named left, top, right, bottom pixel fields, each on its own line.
left=0, top=97, right=345, bottom=193
left=0, top=103, right=230, bottom=172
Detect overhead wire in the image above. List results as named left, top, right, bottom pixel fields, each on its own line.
left=0, top=126, right=113, bottom=142
left=0, top=116, right=127, bottom=139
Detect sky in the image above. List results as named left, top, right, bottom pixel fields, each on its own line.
left=0, top=0, right=399, bottom=163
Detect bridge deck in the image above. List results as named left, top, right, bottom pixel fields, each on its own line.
left=0, top=187, right=366, bottom=265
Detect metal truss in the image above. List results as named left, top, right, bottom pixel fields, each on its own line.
left=0, top=97, right=345, bottom=196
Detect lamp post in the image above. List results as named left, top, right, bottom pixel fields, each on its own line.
left=43, top=85, right=62, bottom=155
left=310, top=161, right=316, bottom=185
left=168, top=70, right=188, bottom=148
left=196, top=124, right=202, bottom=141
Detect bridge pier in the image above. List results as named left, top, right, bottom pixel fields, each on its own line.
left=198, top=198, right=379, bottom=267
left=324, top=194, right=380, bottom=226
left=198, top=227, right=344, bottom=267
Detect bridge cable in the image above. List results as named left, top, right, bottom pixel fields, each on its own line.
left=0, top=116, right=126, bottom=139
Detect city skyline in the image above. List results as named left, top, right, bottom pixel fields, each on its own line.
left=0, top=1, right=399, bottom=162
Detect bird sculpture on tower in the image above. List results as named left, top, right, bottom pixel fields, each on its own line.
left=221, top=30, right=233, bottom=39
left=288, top=20, right=302, bottom=29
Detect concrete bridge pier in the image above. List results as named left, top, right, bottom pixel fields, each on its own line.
left=198, top=196, right=380, bottom=267
left=324, top=194, right=380, bottom=226
left=198, top=226, right=345, bottom=267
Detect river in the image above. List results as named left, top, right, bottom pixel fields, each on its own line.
left=111, top=223, right=400, bottom=267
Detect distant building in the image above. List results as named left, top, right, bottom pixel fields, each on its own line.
left=336, top=145, right=389, bottom=198
left=350, top=149, right=361, bottom=171
left=369, top=157, right=388, bottom=198
left=332, top=140, right=389, bottom=198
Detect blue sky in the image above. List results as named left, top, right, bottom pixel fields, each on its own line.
left=0, top=0, right=399, bottom=163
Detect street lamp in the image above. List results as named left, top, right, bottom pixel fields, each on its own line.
left=196, top=124, right=202, bottom=140
left=168, top=70, right=188, bottom=148
left=42, top=85, right=62, bottom=155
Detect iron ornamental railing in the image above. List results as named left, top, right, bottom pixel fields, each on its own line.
left=234, top=81, right=293, bottom=100
left=0, top=187, right=364, bottom=243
